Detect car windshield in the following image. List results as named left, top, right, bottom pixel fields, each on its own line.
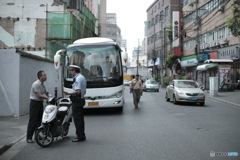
left=175, top=81, right=198, bottom=88
left=147, top=80, right=158, bottom=84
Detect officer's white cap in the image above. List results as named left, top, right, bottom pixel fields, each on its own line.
left=69, top=65, right=80, bottom=69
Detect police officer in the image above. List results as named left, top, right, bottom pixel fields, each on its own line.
left=64, top=65, right=87, bottom=142
left=26, top=70, right=50, bottom=143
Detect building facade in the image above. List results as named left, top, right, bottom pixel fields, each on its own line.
left=0, top=0, right=98, bottom=58
left=182, top=0, right=240, bottom=89
left=107, top=13, right=117, bottom=24
left=146, top=0, right=182, bottom=78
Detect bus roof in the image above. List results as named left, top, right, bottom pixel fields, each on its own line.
left=68, top=37, right=117, bottom=48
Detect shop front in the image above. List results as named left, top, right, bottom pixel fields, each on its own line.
left=180, top=55, right=198, bottom=79
left=196, top=63, right=218, bottom=90
left=218, top=45, right=240, bottom=84
left=147, top=58, right=161, bottom=78
left=197, top=59, right=233, bottom=90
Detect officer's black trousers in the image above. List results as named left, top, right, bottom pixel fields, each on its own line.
left=72, top=98, right=86, bottom=138
left=26, top=100, right=43, bottom=140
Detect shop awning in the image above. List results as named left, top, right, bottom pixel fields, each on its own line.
left=204, top=59, right=233, bottom=63
left=196, top=63, right=218, bottom=71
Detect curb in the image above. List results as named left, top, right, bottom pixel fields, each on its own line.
left=207, top=96, right=240, bottom=108
left=0, top=134, right=26, bottom=155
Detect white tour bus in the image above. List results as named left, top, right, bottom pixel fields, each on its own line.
left=54, top=37, right=125, bottom=111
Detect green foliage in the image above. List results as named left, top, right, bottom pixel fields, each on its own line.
left=166, top=24, right=173, bottom=42
left=173, top=75, right=191, bottom=80
left=181, top=75, right=192, bottom=80
left=163, top=76, right=173, bottom=86
left=226, top=0, right=240, bottom=37
left=155, top=76, right=161, bottom=83
left=165, top=53, right=181, bottom=69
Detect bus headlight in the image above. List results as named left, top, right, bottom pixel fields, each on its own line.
left=109, top=91, right=122, bottom=98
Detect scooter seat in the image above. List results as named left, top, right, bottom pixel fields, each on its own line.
left=58, top=106, right=68, bottom=112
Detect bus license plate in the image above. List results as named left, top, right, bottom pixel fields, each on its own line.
left=88, top=102, right=99, bottom=106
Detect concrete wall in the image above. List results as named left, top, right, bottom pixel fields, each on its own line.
left=0, top=0, right=65, bottom=57
left=0, top=49, right=62, bottom=117
left=0, top=49, right=20, bottom=117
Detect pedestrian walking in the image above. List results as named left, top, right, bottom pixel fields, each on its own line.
left=64, top=65, right=87, bottom=142
left=130, top=74, right=143, bottom=108
left=26, top=70, right=50, bottom=143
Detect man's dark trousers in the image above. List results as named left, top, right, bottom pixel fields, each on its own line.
left=72, top=98, right=86, bottom=138
left=26, top=100, right=43, bottom=140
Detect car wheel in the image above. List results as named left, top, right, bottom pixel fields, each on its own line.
left=173, top=95, right=178, bottom=104
left=157, top=89, right=159, bottom=92
left=199, top=102, right=205, bottom=106
left=165, top=93, right=170, bottom=102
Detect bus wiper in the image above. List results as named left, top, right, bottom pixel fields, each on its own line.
left=101, top=77, right=115, bottom=85
left=87, top=77, right=115, bottom=85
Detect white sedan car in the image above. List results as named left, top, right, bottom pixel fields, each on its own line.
left=165, top=80, right=205, bottom=106
left=124, top=79, right=131, bottom=86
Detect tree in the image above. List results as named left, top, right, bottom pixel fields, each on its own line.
left=164, top=52, right=180, bottom=69
left=166, top=24, right=173, bottom=42
left=226, top=0, right=240, bottom=37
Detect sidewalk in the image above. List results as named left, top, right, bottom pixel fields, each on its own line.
left=0, top=114, right=28, bottom=155
left=0, top=89, right=240, bottom=155
left=205, top=89, right=240, bottom=107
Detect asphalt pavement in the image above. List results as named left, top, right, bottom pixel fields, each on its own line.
left=0, top=89, right=240, bottom=156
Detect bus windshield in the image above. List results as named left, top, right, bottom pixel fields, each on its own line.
left=64, top=46, right=123, bottom=88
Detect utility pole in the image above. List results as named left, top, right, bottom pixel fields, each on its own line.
left=136, top=39, right=140, bottom=75
left=196, top=0, right=200, bottom=61
left=160, top=14, right=165, bottom=88
left=152, top=19, right=156, bottom=79
left=195, top=0, right=200, bottom=81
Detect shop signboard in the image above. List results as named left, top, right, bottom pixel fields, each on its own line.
left=147, top=58, right=161, bottom=67
left=198, top=53, right=209, bottom=62
left=180, top=55, right=198, bottom=67
left=218, top=45, right=240, bottom=60
left=172, top=11, right=180, bottom=47
left=218, top=65, right=231, bottom=89
left=209, top=51, right=218, bottom=59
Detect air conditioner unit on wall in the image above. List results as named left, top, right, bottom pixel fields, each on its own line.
left=189, top=2, right=193, bottom=7
left=223, top=39, right=229, bottom=44
left=218, top=5, right=224, bottom=12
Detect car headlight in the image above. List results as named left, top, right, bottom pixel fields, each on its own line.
left=109, top=91, right=122, bottom=98
left=176, top=91, right=184, bottom=95
left=199, top=93, right=205, bottom=96
left=45, top=105, right=55, bottom=114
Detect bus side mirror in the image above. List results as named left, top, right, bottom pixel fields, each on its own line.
left=54, top=49, right=66, bottom=69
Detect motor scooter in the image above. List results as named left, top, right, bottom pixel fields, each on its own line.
left=35, top=90, right=72, bottom=148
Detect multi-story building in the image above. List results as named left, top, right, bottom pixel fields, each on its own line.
left=0, top=0, right=98, bottom=58
left=99, top=4, right=122, bottom=47
left=182, top=0, right=240, bottom=89
left=107, top=13, right=117, bottom=24
left=130, top=46, right=142, bottom=67
left=98, top=0, right=107, bottom=37
left=147, top=0, right=182, bottom=78
left=121, top=39, right=127, bottom=53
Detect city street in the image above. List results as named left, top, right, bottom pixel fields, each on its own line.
left=1, top=87, right=240, bottom=160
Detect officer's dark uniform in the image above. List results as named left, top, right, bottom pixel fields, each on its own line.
left=70, top=65, right=87, bottom=141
